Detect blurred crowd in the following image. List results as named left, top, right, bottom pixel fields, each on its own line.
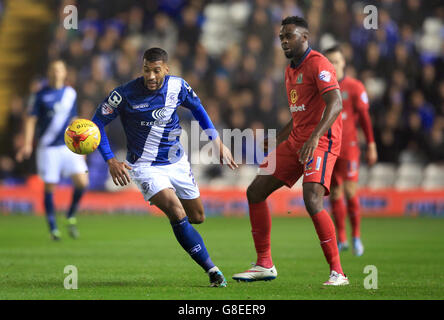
left=2, top=0, right=444, bottom=185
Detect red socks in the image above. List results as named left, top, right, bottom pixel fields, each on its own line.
left=331, top=196, right=361, bottom=240
left=311, top=209, right=344, bottom=275
left=249, top=201, right=273, bottom=268
left=331, top=198, right=347, bottom=243
left=249, top=202, right=345, bottom=275
left=347, top=196, right=360, bottom=238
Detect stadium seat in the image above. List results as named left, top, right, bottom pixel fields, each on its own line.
left=394, top=163, right=424, bottom=190
left=367, top=163, right=397, bottom=189
left=421, top=163, right=444, bottom=190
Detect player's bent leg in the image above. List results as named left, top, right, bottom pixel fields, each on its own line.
left=329, top=185, right=348, bottom=251
left=150, top=189, right=227, bottom=287
left=246, top=174, right=285, bottom=204
left=343, top=180, right=357, bottom=200
left=180, top=197, right=205, bottom=224
left=71, top=172, right=89, bottom=190
left=303, top=182, right=326, bottom=216
left=303, top=182, right=348, bottom=285
left=65, top=173, right=89, bottom=239
left=233, top=174, right=284, bottom=282
left=344, top=181, right=363, bottom=256
left=329, top=185, right=342, bottom=201
left=150, top=188, right=188, bottom=222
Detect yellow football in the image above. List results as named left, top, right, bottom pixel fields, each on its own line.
left=64, top=119, right=101, bottom=155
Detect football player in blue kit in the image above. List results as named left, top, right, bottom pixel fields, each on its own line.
left=16, top=60, right=89, bottom=240
left=91, top=48, right=237, bottom=287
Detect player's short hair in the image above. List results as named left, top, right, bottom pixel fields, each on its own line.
left=324, top=44, right=343, bottom=56
left=143, top=48, right=168, bottom=63
left=281, top=16, right=309, bottom=30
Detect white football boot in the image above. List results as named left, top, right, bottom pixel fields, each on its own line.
left=232, top=264, right=277, bottom=282
left=323, top=270, right=349, bottom=286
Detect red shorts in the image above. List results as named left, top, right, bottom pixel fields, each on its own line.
left=331, top=156, right=360, bottom=187
left=259, top=140, right=338, bottom=195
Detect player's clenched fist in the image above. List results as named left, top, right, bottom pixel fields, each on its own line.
left=107, top=158, right=132, bottom=186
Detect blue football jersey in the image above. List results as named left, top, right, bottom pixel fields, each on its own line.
left=93, top=75, right=211, bottom=166
left=29, top=85, right=78, bottom=147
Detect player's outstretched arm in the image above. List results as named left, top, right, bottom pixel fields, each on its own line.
left=91, top=114, right=115, bottom=161
left=366, top=142, right=378, bottom=166
left=190, top=106, right=237, bottom=169
left=91, top=114, right=131, bottom=186
left=212, top=136, right=238, bottom=170
left=180, top=79, right=237, bottom=169
left=299, top=89, right=342, bottom=164
left=16, top=115, right=37, bottom=162
left=356, top=106, right=378, bottom=166
left=106, top=158, right=132, bottom=186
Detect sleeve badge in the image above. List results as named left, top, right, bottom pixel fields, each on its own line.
left=319, top=70, right=332, bottom=83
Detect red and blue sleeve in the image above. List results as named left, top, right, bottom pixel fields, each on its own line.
left=312, top=56, right=340, bottom=95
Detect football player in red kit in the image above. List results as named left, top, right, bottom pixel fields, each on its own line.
left=232, top=16, right=348, bottom=286
left=324, top=45, right=378, bottom=256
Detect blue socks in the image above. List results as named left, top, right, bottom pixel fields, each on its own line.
left=67, top=188, right=85, bottom=219
left=44, top=188, right=85, bottom=231
left=170, top=216, right=215, bottom=272
left=44, top=192, right=57, bottom=231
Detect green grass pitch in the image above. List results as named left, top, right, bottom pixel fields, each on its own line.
left=0, top=214, right=443, bottom=300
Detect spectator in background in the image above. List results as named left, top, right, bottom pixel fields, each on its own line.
left=424, top=121, right=444, bottom=163
left=392, top=43, right=418, bottom=80
left=11, top=0, right=444, bottom=189
left=350, top=2, right=373, bottom=68
left=417, top=63, right=439, bottom=105
left=179, top=5, right=202, bottom=56
left=144, top=12, right=178, bottom=58
left=437, top=81, right=444, bottom=116
left=126, top=6, right=145, bottom=36
left=1, top=96, right=27, bottom=181
left=324, top=0, right=352, bottom=42
left=401, top=0, right=425, bottom=30
left=409, top=90, right=435, bottom=133
left=398, top=24, right=417, bottom=54
left=377, top=8, right=399, bottom=58
left=375, top=110, right=403, bottom=163
left=363, top=42, right=389, bottom=76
